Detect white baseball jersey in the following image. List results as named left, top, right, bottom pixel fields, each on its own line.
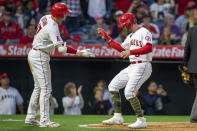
left=0, top=86, right=23, bottom=114
left=121, top=27, right=153, bottom=62
left=32, top=15, right=63, bottom=54
left=26, top=15, right=64, bottom=124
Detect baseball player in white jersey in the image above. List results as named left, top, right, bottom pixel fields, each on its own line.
left=0, top=73, right=24, bottom=114
left=25, top=2, right=95, bottom=128
left=98, top=13, right=153, bottom=128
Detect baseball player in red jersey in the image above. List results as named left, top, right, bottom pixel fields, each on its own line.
left=98, top=13, right=153, bottom=128
left=25, top=2, right=94, bottom=128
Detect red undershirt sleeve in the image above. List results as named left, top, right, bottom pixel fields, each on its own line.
left=66, top=45, right=77, bottom=54
left=108, top=40, right=125, bottom=52
left=100, top=29, right=125, bottom=52
left=130, top=43, right=152, bottom=55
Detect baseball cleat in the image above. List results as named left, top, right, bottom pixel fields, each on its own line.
left=25, top=119, right=40, bottom=126
left=39, top=122, right=60, bottom=128
left=128, top=117, right=147, bottom=128
left=102, top=114, right=124, bottom=125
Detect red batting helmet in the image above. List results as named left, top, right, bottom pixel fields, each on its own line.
left=119, top=13, right=136, bottom=29
left=51, top=2, right=71, bottom=19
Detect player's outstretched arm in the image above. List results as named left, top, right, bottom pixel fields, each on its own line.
left=97, top=28, right=125, bottom=52
left=57, top=43, right=95, bottom=58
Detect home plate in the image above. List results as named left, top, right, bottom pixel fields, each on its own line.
left=79, top=122, right=197, bottom=131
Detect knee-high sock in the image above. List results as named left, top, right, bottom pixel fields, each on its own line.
left=128, top=96, right=143, bottom=117
left=110, top=91, right=121, bottom=113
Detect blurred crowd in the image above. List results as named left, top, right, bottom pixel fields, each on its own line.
left=0, top=0, right=197, bottom=45
left=143, top=81, right=171, bottom=115
left=0, top=72, right=171, bottom=115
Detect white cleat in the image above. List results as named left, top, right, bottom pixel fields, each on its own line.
left=39, top=122, right=60, bottom=128
left=102, top=113, right=124, bottom=125
left=128, top=117, right=147, bottom=128
left=25, top=119, right=40, bottom=126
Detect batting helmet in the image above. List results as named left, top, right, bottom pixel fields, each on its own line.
left=119, top=13, right=136, bottom=29
left=51, top=2, right=71, bottom=19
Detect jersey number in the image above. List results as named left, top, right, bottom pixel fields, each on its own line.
left=35, top=17, right=48, bottom=34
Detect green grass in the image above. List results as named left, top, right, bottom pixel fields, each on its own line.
left=0, top=115, right=190, bottom=131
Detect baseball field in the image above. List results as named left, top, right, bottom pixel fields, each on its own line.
left=0, top=115, right=197, bottom=131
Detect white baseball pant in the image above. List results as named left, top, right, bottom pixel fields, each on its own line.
left=108, top=62, right=152, bottom=100
left=26, top=49, right=51, bottom=124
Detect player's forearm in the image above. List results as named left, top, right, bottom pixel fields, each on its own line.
left=98, top=28, right=125, bottom=52
left=57, top=44, right=95, bottom=57
left=108, top=40, right=126, bottom=52
left=57, top=44, right=77, bottom=54
left=17, top=104, right=24, bottom=114
left=130, top=43, right=152, bottom=55
left=66, top=45, right=77, bottom=54
left=104, top=34, right=125, bottom=52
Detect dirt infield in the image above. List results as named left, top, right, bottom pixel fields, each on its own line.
left=87, top=122, right=197, bottom=131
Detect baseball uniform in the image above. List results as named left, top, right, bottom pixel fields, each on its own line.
left=26, top=15, right=63, bottom=124
left=108, top=27, right=152, bottom=100
left=25, top=2, right=95, bottom=127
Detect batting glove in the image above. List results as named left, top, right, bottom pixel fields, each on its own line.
left=77, top=49, right=95, bottom=58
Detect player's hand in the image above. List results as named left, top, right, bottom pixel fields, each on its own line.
left=120, top=50, right=130, bottom=59
left=97, top=28, right=105, bottom=39
left=78, top=85, right=83, bottom=95
left=77, top=49, right=95, bottom=58
left=97, top=28, right=112, bottom=42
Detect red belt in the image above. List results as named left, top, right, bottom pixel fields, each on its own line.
left=32, top=48, right=49, bottom=55
left=131, top=61, right=143, bottom=64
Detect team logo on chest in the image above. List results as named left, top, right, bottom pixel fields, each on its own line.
left=130, top=39, right=143, bottom=47
left=145, top=36, right=151, bottom=42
